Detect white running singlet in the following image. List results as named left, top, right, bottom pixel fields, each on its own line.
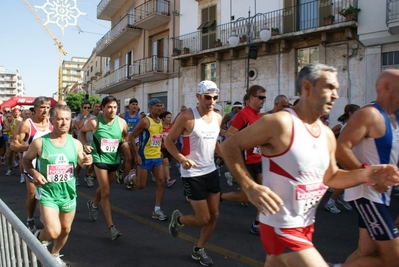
left=344, top=103, right=399, bottom=205
left=180, top=107, right=219, bottom=177
left=260, top=109, right=330, bottom=228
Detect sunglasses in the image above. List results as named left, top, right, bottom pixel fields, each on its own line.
left=3, top=110, right=11, bottom=113
left=83, top=107, right=91, bottom=109
left=202, top=95, right=218, bottom=101
left=253, top=95, right=267, bottom=100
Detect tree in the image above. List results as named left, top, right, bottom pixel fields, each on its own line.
left=64, top=92, right=101, bottom=113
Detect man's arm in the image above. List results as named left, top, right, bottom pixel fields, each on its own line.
left=221, top=113, right=286, bottom=214
left=73, top=139, right=93, bottom=168
left=129, top=117, right=149, bottom=165
left=80, top=118, right=97, bottom=154
left=10, top=120, right=30, bottom=152
left=220, top=113, right=231, bottom=131
left=22, top=138, right=47, bottom=185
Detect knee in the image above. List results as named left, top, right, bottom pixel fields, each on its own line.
left=60, top=225, right=72, bottom=236
left=100, top=190, right=111, bottom=199
left=46, top=228, right=62, bottom=240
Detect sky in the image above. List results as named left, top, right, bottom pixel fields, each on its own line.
left=0, top=0, right=110, bottom=98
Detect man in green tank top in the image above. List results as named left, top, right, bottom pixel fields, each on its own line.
left=22, top=104, right=92, bottom=266
left=80, top=96, right=128, bottom=241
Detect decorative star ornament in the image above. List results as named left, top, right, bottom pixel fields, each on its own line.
left=35, top=0, right=86, bottom=34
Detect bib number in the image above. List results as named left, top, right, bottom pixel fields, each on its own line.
left=150, top=134, right=162, bottom=147
left=47, top=164, right=73, bottom=183
left=295, top=182, right=327, bottom=213
left=101, top=138, right=119, bottom=153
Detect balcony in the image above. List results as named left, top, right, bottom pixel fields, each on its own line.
left=94, top=65, right=140, bottom=94
left=130, top=56, right=170, bottom=82
left=96, top=14, right=141, bottom=57
left=134, top=0, right=170, bottom=30
left=387, top=0, right=399, bottom=34
left=97, top=0, right=126, bottom=20
left=173, top=0, right=358, bottom=60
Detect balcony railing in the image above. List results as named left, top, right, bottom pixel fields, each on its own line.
left=173, top=0, right=357, bottom=54
left=97, top=0, right=111, bottom=17
left=387, top=0, right=399, bottom=22
left=96, top=14, right=140, bottom=55
left=135, top=0, right=170, bottom=21
left=130, top=56, right=169, bottom=76
left=94, top=65, right=131, bottom=92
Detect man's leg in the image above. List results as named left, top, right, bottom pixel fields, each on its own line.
left=93, top=166, right=116, bottom=227
left=51, top=210, right=76, bottom=255
left=152, top=164, right=164, bottom=207
left=265, top=248, right=329, bottom=267
left=25, top=181, right=37, bottom=231
left=132, top=164, right=148, bottom=189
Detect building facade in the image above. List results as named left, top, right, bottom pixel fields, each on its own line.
left=0, top=66, right=25, bottom=103
left=62, top=56, right=88, bottom=95
left=85, top=0, right=399, bottom=122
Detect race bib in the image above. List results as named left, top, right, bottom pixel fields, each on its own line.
left=253, top=146, right=261, bottom=154
left=101, top=138, right=119, bottom=153
left=295, top=182, right=327, bottom=213
left=47, top=164, right=73, bottom=183
left=150, top=134, right=162, bottom=147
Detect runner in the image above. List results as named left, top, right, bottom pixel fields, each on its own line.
left=11, top=96, right=53, bottom=233
left=221, top=63, right=399, bottom=267
left=128, top=98, right=168, bottom=221
left=166, top=80, right=223, bottom=266
left=22, top=104, right=92, bottom=266
left=336, top=69, right=399, bottom=267
left=160, top=111, right=176, bottom=187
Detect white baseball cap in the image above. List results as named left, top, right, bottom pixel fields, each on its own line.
left=197, top=80, right=220, bottom=95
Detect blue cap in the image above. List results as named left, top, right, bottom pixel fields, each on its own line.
left=148, top=98, right=163, bottom=107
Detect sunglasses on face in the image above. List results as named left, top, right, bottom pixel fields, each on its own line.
left=253, top=95, right=267, bottom=100
left=202, top=95, right=218, bottom=101
left=83, top=107, right=90, bottom=109
left=3, top=110, right=11, bottom=113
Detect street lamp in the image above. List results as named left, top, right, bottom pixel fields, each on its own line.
left=228, top=9, right=271, bottom=92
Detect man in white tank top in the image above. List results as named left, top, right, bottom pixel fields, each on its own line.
left=10, top=97, right=53, bottom=233
left=165, top=80, right=223, bottom=266
left=336, top=69, right=399, bottom=267
left=221, top=64, right=399, bottom=267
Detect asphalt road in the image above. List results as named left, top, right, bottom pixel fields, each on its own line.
left=1, top=162, right=399, bottom=267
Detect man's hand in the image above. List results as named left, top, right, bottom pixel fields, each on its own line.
left=33, top=174, right=48, bottom=186
left=181, top=159, right=197, bottom=170
left=366, top=164, right=399, bottom=187
left=244, top=184, right=284, bottom=215
left=82, top=153, right=93, bottom=167
left=83, top=144, right=93, bottom=154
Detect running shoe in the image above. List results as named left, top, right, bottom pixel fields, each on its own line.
left=87, top=200, right=98, bottom=221
left=20, top=174, right=25, bottom=184
left=12, top=160, right=19, bottom=168
left=109, top=225, right=122, bottom=240
left=191, top=247, right=213, bottom=266
left=124, top=169, right=136, bottom=189
left=167, top=178, right=176, bottom=187
left=5, top=169, right=13, bottom=176
left=27, top=219, right=37, bottom=233
left=152, top=209, right=168, bottom=221
left=34, top=229, right=51, bottom=249
left=84, top=175, right=94, bottom=187
left=52, top=254, right=67, bottom=267
left=224, top=172, right=233, bottom=186
left=337, top=195, right=352, bottom=210
left=116, top=169, right=124, bottom=184
left=169, top=210, right=184, bottom=237
left=250, top=223, right=260, bottom=235
left=324, top=203, right=341, bottom=214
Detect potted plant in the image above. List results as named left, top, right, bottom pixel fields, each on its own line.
left=173, top=48, right=181, bottom=56
left=183, top=47, right=190, bottom=54
left=271, top=28, right=279, bottom=36
left=239, top=35, right=247, bottom=42
left=214, top=39, right=222, bottom=47
left=339, top=5, right=361, bottom=21
left=323, top=14, right=335, bottom=25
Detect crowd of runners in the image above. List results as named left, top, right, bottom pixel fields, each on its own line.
left=1, top=63, right=399, bottom=267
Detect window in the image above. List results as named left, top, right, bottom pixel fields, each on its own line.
left=382, top=51, right=399, bottom=70
left=200, top=5, right=216, bottom=50
left=202, top=62, right=216, bottom=82
left=296, top=46, right=319, bottom=95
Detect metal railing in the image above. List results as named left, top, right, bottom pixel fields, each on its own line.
left=173, top=0, right=357, bottom=53
left=130, top=56, right=169, bottom=76
left=135, top=0, right=170, bottom=22
left=0, top=198, right=61, bottom=267
left=94, top=65, right=130, bottom=91
left=387, top=0, right=399, bottom=22
left=97, top=0, right=111, bottom=18
left=96, top=14, right=139, bottom=54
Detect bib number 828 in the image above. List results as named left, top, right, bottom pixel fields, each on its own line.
left=53, top=174, right=70, bottom=182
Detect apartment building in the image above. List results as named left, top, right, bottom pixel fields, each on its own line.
left=62, top=56, right=88, bottom=95
left=81, top=48, right=109, bottom=98
left=93, top=0, right=179, bottom=113
left=0, top=66, right=25, bottom=102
